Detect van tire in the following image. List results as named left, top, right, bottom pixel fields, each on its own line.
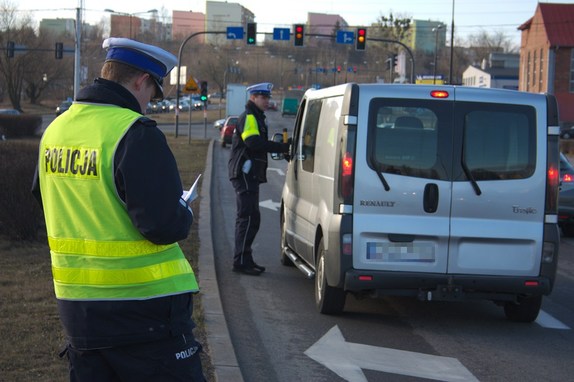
left=315, top=238, right=345, bottom=315
left=503, top=295, right=542, bottom=322
left=280, top=213, right=294, bottom=266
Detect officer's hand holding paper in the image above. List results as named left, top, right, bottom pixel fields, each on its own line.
left=182, top=174, right=202, bottom=203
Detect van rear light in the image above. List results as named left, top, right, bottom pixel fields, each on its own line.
left=342, top=234, right=352, bottom=255
left=544, top=155, right=560, bottom=215
left=341, top=152, right=354, bottom=198
left=524, top=280, right=539, bottom=287
left=563, top=173, right=573, bottom=183
left=430, top=90, right=449, bottom=98
left=358, top=275, right=373, bottom=281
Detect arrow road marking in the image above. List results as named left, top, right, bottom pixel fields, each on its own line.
left=267, top=167, right=285, bottom=176
left=305, top=325, right=478, bottom=382
left=260, top=199, right=280, bottom=212
left=536, top=310, right=570, bottom=330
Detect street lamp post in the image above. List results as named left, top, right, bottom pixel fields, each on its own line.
left=433, top=25, right=443, bottom=85
left=105, top=8, right=157, bottom=39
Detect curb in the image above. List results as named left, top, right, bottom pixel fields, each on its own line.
left=198, top=139, right=244, bottom=382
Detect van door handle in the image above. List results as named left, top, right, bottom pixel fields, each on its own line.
left=423, top=183, right=439, bottom=213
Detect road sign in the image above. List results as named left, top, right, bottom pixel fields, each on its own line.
left=336, top=30, right=354, bottom=44
left=227, top=26, right=244, bottom=40
left=184, top=76, right=199, bottom=93
left=273, top=28, right=290, bottom=41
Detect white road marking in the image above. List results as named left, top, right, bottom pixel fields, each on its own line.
left=536, top=310, right=570, bottom=329
left=305, top=325, right=478, bottom=382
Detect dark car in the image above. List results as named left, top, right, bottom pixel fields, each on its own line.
left=0, top=109, right=21, bottom=115
left=559, top=153, right=574, bottom=236
left=220, top=116, right=238, bottom=148
left=560, top=125, right=574, bottom=139
left=56, top=101, right=72, bottom=116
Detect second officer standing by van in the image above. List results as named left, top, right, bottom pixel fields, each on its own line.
left=228, top=83, right=290, bottom=275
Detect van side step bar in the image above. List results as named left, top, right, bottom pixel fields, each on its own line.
left=284, top=247, right=315, bottom=279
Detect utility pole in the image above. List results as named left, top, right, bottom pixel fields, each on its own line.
left=74, top=0, right=83, bottom=99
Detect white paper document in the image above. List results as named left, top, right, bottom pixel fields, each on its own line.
left=182, top=174, right=202, bottom=203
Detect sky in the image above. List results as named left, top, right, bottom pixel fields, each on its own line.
left=18, top=0, right=574, bottom=47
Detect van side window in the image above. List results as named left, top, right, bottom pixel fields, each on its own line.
left=301, top=99, right=322, bottom=173
left=463, top=108, right=535, bottom=180
left=368, top=102, right=445, bottom=180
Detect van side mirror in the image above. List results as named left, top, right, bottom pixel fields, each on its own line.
left=271, top=132, right=287, bottom=160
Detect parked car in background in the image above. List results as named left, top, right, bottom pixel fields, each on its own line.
left=559, top=153, right=574, bottom=236
left=0, top=109, right=21, bottom=115
left=560, top=153, right=574, bottom=192
left=220, top=116, right=238, bottom=147
left=560, top=125, right=574, bottom=139
left=55, top=101, right=72, bottom=116
left=268, top=100, right=278, bottom=111
left=213, top=118, right=225, bottom=130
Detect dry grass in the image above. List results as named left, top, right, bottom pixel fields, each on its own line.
left=0, top=135, right=214, bottom=381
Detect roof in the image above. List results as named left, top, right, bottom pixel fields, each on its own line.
left=518, top=3, right=574, bottom=47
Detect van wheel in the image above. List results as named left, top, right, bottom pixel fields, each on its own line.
left=315, top=238, right=345, bottom=315
left=503, top=295, right=542, bottom=322
left=562, top=224, right=574, bottom=237
left=280, top=212, right=293, bottom=266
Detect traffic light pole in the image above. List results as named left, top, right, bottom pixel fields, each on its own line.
left=306, top=34, right=415, bottom=84
left=175, top=31, right=226, bottom=138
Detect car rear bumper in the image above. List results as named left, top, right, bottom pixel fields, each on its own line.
left=344, top=270, right=552, bottom=300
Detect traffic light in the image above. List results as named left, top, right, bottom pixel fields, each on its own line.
left=246, top=23, right=256, bottom=45
left=6, top=41, right=14, bottom=58
left=200, top=81, right=208, bottom=102
left=55, top=42, right=63, bottom=59
left=356, top=27, right=366, bottom=50
left=392, top=54, right=398, bottom=68
left=294, top=24, right=304, bottom=47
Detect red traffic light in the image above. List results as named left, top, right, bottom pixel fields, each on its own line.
left=294, top=24, right=305, bottom=46
left=356, top=27, right=367, bottom=50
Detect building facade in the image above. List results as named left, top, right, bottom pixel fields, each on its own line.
left=518, top=3, right=574, bottom=124
left=205, top=1, right=254, bottom=45
left=172, top=11, right=205, bottom=43
left=462, top=53, right=519, bottom=90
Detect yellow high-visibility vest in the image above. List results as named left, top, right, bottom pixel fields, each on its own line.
left=38, top=103, right=199, bottom=300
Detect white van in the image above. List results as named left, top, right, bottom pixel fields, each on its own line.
left=273, top=84, right=561, bottom=322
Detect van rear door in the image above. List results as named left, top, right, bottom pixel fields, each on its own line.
left=353, top=86, right=454, bottom=274
left=448, top=88, right=543, bottom=277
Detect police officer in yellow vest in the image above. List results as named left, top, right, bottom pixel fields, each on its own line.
left=228, top=83, right=290, bottom=275
left=32, top=38, right=205, bottom=381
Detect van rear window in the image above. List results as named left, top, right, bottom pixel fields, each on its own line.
left=368, top=101, right=448, bottom=180
left=368, top=98, right=536, bottom=182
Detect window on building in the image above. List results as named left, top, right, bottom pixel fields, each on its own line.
left=540, top=48, right=544, bottom=89
left=527, top=51, right=531, bottom=92
left=533, top=50, right=537, bottom=88
left=570, top=50, right=574, bottom=92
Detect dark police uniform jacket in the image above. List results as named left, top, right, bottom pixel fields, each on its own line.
left=32, top=78, right=195, bottom=349
left=228, top=100, right=288, bottom=184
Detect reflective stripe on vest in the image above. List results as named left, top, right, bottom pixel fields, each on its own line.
left=39, top=103, right=199, bottom=300
left=241, top=114, right=260, bottom=140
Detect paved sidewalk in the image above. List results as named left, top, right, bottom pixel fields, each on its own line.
left=198, top=139, right=244, bottom=382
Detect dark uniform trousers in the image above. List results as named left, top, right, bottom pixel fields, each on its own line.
left=232, top=175, right=261, bottom=268
left=64, top=333, right=205, bottom=382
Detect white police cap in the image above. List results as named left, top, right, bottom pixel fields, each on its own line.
left=247, top=82, right=273, bottom=97
left=102, top=37, right=178, bottom=99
